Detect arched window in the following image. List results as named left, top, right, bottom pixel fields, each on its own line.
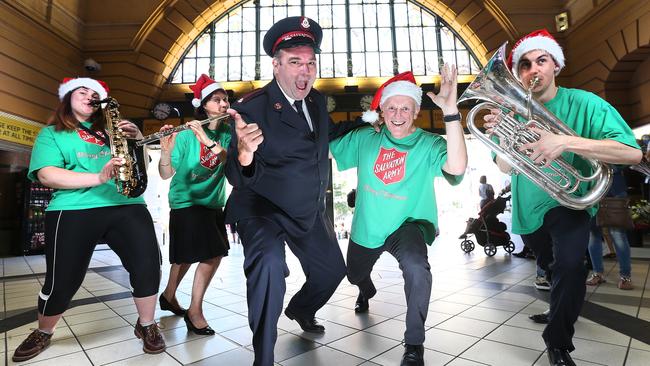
left=171, top=0, right=481, bottom=84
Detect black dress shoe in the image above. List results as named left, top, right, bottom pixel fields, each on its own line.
left=354, top=293, right=369, bottom=313
left=400, top=344, right=424, bottom=366
left=529, top=312, right=549, bottom=324
left=284, top=308, right=325, bottom=333
left=184, top=313, right=215, bottom=335
left=159, top=294, right=186, bottom=316
left=546, top=346, right=576, bottom=366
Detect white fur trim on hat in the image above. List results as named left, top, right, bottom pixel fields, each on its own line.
left=58, top=78, right=107, bottom=100
left=380, top=80, right=423, bottom=108
left=362, top=110, right=379, bottom=123
left=510, top=36, right=565, bottom=77
left=193, top=82, right=224, bottom=108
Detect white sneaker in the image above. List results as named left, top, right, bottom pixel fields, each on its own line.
left=534, top=276, right=550, bottom=291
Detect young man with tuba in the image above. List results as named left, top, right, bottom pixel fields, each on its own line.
left=483, top=30, right=641, bottom=366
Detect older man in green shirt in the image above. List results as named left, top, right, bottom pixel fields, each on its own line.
left=330, top=66, right=466, bottom=366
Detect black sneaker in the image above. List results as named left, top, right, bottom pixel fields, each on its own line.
left=529, top=311, right=549, bottom=324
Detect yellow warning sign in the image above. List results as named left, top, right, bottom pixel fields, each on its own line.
left=0, top=111, right=43, bottom=147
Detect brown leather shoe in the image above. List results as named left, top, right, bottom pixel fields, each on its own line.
left=12, top=329, right=53, bottom=362
left=134, top=319, right=166, bottom=354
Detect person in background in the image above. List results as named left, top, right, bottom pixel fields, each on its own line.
left=330, top=67, right=466, bottom=366
left=586, top=166, right=634, bottom=290
left=157, top=74, right=231, bottom=335
left=13, top=77, right=164, bottom=362
left=478, top=175, right=495, bottom=208
left=483, top=29, right=641, bottom=366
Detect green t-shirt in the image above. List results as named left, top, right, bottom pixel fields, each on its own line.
left=510, top=87, right=639, bottom=234
left=330, top=125, right=463, bottom=248
left=169, top=123, right=231, bottom=209
left=28, top=122, right=145, bottom=210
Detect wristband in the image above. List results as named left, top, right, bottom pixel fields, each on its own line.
left=206, top=141, right=217, bottom=149
left=443, top=112, right=461, bottom=122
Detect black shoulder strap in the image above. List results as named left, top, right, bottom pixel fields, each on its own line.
left=78, top=123, right=110, bottom=147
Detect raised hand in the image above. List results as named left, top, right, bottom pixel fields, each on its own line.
left=186, top=120, right=212, bottom=146
left=426, top=63, right=459, bottom=116
left=117, top=120, right=144, bottom=140
left=228, top=108, right=263, bottom=166
left=158, top=124, right=177, bottom=152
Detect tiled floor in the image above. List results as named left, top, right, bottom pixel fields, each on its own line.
left=1, top=214, right=649, bottom=365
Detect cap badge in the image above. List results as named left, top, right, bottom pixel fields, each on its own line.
left=300, top=17, right=310, bottom=29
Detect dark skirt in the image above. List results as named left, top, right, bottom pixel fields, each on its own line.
left=169, top=206, right=229, bottom=264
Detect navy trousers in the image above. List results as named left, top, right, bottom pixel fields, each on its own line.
left=347, top=223, right=432, bottom=345
left=237, top=213, right=346, bottom=366
left=521, top=206, right=590, bottom=352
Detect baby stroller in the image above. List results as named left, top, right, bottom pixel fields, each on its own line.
left=459, top=188, right=515, bottom=256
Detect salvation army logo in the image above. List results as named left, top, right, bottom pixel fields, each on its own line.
left=199, top=144, right=220, bottom=169
left=77, top=129, right=106, bottom=146
left=373, top=147, right=407, bottom=184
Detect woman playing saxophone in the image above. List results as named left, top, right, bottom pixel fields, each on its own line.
left=12, top=77, right=165, bottom=363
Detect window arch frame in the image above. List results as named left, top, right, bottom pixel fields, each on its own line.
left=169, top=0, right=482, bottom=84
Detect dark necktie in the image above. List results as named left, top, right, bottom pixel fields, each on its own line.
left=293, top=100, right=312, bottom=131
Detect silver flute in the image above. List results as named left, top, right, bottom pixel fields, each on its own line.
left=136, top=114, right=231, bottom=146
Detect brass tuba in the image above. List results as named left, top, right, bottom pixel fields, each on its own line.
left=92, top=97, right=148, bottom=197
left=458, top=42, right=612, bottom=210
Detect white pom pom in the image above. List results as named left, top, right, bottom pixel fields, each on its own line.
left=362, top=110, right=379, bottom=123
left=191, top=98, right=201, bottom=108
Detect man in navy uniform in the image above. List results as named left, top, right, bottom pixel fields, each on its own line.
left=224, top=16, right=365, bottom=366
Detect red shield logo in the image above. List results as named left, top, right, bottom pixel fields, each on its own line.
left=77, top=129, right=106, bottom=146
left=199, top=145, right=220, bottom=169
left=373, top=147, right=407, bottom=184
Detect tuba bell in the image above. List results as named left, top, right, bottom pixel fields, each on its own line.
left=458, top=42, right=612, bottom=210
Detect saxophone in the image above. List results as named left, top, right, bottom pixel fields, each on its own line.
left=92, top=97, right=148, bottom=197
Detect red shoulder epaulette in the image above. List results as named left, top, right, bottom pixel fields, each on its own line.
left=235, top=88, right=265, bottom=104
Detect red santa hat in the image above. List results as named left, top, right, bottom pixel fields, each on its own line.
left=190, top=74, right=224, bottom=108
left=507, top=29, right=565, bottom=77
left=361, top=71, right=422, bottom=123
left=58, top=77, right=109, bottom=101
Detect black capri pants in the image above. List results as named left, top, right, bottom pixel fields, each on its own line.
left=38, top=204, right=161, bottom=316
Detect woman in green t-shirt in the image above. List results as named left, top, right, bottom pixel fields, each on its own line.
left=157, top=74, right=231, bottom=335
left=13, top=78, right=165, bottom=363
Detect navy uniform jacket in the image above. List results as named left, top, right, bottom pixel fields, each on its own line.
left=225, top=78, right=364, bottom=237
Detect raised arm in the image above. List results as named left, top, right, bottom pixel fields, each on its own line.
left=427, top=64, right=467, bottom=176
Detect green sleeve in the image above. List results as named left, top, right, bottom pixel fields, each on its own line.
left=429, top=135, right=464, bottom=186
left=330, top=126, right=364, bottom=171
left=28, top=128, right=64, bottom=182
left=588, top=102, right=639, bottom=149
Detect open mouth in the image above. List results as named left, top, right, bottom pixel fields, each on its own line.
left=390, top=120, right=406, bottom=127
left=295, top=80, right=308, bottom=91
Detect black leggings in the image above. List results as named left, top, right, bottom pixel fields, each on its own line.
left=38, top=205, right=161, bottom=316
